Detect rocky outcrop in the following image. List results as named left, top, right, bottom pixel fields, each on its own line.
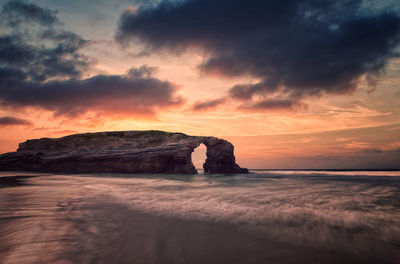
left=0, top=131, right=248, bottom=174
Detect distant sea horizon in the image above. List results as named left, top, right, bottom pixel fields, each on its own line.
left=251, top=168, right=400, bottom=171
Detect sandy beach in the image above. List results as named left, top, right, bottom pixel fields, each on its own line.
left=1, top=172, right=400, bottom=263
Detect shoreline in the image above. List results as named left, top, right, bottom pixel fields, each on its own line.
left=1, top=173, right=400, bottom=264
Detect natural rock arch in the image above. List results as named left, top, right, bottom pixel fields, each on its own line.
left=197, top=137, right=248, bottom=174
left=0, top=131, right=249, bottom=174
left=191, top=143, right=207, bottom=172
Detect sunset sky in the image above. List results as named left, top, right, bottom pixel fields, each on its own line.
left=0, top=0, right=399, bottom=169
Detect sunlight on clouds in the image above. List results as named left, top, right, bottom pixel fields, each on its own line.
left=0, top=0, right=399, bottom=169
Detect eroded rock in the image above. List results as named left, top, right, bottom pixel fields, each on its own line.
left=0, top=131, right=248, bottom=174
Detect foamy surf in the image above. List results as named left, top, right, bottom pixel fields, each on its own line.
left=1, top=171, right=400, bottom=263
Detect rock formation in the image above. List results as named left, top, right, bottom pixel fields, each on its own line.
left=0, top=131, right=248, bottom=174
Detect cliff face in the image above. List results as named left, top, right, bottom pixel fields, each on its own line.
left=0, top=131, right=248, bottom=174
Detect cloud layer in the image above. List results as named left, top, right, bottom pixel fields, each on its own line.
left=117, top=0, right=400, bottom=111
left=192, top=98, right=226, bottom=111
left=0, top=116, right=32, bottom=127
left=0, top=0, right=183, bottom=117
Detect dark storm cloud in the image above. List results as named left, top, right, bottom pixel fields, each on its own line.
left=363, top=148, right=384, bottom=154
left=0, top=68, right=183, bottom=116
left=127, top=64, right=158, bottom=78
left=0, top=0, right=183, bottom=117
left=238, top=99, right=305, bottom=112
left=0, top=116, right=32, bottom=126
left=0, top=1, right=89, bottom=81
left=192, top=98, right=226, bottom=111
left=2, top=0, right=59, bottom=27
left=117, top=0, right=400, bottom=110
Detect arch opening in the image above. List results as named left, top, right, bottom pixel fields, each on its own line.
left=191, top=143, right=207, bottom=174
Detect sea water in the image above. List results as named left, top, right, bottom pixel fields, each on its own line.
left=1, top=170, right=400, bottom=263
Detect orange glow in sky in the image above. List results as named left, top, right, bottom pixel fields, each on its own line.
left=0, top=0, right=399, bottom=169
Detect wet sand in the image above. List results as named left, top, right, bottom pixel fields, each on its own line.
left=64, top=203, right=382, bottom=264
left=1, top=201, right=387, bottom=264
left=1, top=172, right=400, bottom=264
